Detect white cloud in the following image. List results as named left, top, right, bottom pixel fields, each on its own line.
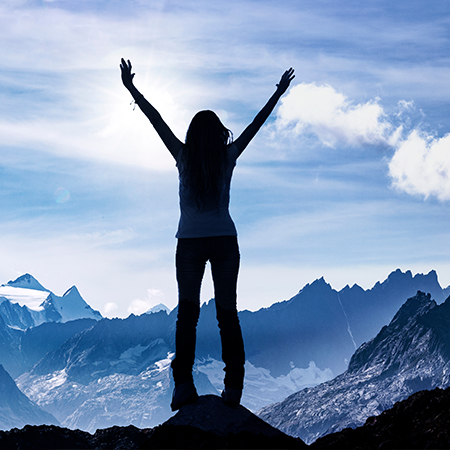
left=389, top=130, right=450, bottom=201
left=127, top=288, right=165, bottom=316
left=275, top=83, right=397, bottom=148
left=274, top=83, right=450, bottom=203
left=104, top=302, right=118, bottom=315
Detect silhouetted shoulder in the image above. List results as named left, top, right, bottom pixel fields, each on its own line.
left=227, top=142, right=239, bottom=161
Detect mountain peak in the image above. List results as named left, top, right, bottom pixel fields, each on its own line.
left=52, top=286, right=102, bottom=322
left=414, top=269, right=439, bottom=285
left=389, top=290, right=436, bottom=328
left=347, top=290, right=438, bottom=374
left=5, top=274, right=49, bottom=292
left=63, top=286, right=79, bottom=297
left=299, top=276, right=333, bottom=294
left=146, top=303, right=171, bottom=314
left=384, top=268, right=412, bottom=285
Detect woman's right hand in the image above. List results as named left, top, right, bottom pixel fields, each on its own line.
left=120, top=58, right=135, bottom=90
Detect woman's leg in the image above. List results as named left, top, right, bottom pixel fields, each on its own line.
left=172, top=238, right=206, bottom=384
left=171, top=238, right=206, bottom=410
left=210, top=236, right=245, bottom=394
left=171, top=300, right=201, bottom=385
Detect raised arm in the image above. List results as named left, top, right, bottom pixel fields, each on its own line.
left=234, top=68, right=295, bottom=157
left=120, top=58, right=183, bottom=160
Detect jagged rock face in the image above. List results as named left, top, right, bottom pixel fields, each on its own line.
left=0, top=314, right=25, bottom=378
left=311, top=387, right=450, bottom=449
left=338, top=268, right=446, bottom=351
left=258, top=291, right=450, bottom=445
left=0, top=318, right=97, bottom=379
left=29, top=313, right=174, bottom=382
left=0, top=364, right=58, bottom=430
left=0, top=298, right=37, bottom=330
left=347, top=291, right=450, bottom=375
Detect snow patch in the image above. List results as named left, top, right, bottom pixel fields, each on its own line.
left=119, top=344, right=149, bottom=361
left=195, top=358, right=334, bottom=412
left=0, top=286, right=48, bottom=311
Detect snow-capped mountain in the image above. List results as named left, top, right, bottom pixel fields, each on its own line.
left=0, top=364, right=58, bottom=430
left=0, top=274, right=102, bottom=330
left=6, top=269, right=450, bottom=433
left=257, top=290, right=450, bottom=445
left=4, top=273, right=50, bottom=291
left=146, top=303, right=171, bottom=314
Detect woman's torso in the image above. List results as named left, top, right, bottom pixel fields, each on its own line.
left=175, top=143, right=239, bottom=238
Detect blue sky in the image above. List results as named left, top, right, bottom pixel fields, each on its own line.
left=1, top=0, right=450, bottom=318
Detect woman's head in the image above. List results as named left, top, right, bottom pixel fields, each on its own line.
left=185, top=110, right=231, bottom=150
left=182, top=110, right=233, bottom=207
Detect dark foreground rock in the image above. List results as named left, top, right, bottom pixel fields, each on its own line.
left=0, top=424, right=149, bottom=449
left=0, top=395, right=306, bottom=449
left=311, top=387, right=450, bottom=449
left=144, top=394, right=306, bottom=448
left=4, top=388, right=450, bottom=449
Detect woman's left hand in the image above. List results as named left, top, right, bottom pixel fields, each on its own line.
left=276, top=68, right=295, bottom=95
left=120, top=58, right=135, bottom=89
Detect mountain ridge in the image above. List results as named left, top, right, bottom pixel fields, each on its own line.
left=4, top=274, right=50, bottom=292
left=3, top=269, right=449, bottom=433
left=257, top=290, right=450, bottom=444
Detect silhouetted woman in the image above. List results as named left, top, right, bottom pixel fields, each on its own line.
left=120, top=59, right=294, bottom=411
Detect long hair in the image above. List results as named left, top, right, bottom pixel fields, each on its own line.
left=181, top=110, right=233, bottom=207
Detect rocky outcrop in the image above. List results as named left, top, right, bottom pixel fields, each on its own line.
left=311, top=387, right=450, bottom=449
left=0, top=395, right=306, bottom=449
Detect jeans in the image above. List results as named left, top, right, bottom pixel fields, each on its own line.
left=171, top=236, right=245, bottom=390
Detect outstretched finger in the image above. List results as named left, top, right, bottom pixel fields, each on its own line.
left=120, top=58, right=131, bottom=72
left=284, top=68, right=295, bottom=83
left=285, top=68, right=294, bottom=77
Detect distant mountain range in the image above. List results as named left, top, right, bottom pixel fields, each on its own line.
left=0, top=269, right=449, bottom=433
left=258, top=290, right=450, bottom=444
